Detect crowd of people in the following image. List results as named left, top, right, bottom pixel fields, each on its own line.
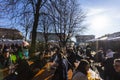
left=0, top=43, right=31, bottom=80
left=43, top=45, right=120, bottom=80
left=0, top=43, right=29, bottom=67
left=0, top=42, right=120, bottom=80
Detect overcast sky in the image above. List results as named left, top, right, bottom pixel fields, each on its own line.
left=79, top=0, right=120, bottom=38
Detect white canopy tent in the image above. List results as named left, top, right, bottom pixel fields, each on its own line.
left=87, top=36, right=120, bottom=42
left=0, top=39, right=29, bottom=46
left=107, top=37, right=120, bottom=41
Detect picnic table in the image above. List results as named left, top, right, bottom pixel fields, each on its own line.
left=33, top=62, right=73, bottom=80
left=33, top=61, right=102, bottom=80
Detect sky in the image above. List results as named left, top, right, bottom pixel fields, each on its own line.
left=1, top=0, right=120, bottom=40
left=79, top=0, right=120, bottom=38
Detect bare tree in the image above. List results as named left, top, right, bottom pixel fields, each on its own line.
left=38, top=13, right=53, bottom=49
left=0, top=0, right=47, bottom=55
left=20, top=12, right=32, bottom=41
left=0, top=0, right=86, bottom=54
left=46, top=0, right=86, bottom=47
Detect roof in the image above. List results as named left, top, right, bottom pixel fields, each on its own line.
left=75, top=35, right=95, bottom=37
left=36, top=32, right=65, bottom=35
left=0, top=28, right=23, bottom=40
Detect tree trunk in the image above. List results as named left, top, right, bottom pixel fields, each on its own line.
left=25, top=29, right=28, bottom=41
left=30, top=0, right=42, bottom=56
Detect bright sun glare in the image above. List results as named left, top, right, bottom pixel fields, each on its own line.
left=90, top=15, right=109, bottom=31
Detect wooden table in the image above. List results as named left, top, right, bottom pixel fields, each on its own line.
left=33, top=61, right=102, bottom=80
left=33, top=62, right=55, bottom=80
left=32, top=62, right=73, bottom=80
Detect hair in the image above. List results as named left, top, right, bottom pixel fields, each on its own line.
left=113, top=52, right=120, bottom=59
left=114, top=58, right=120, bottom=63
left=76, top=59, right=89, bottom=75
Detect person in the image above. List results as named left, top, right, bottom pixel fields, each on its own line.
left=76, top=46, right=84, bottom=61
left=9, top=52, right=17, bottom=74
left=103, top=52, right=120, bottom=80
left=15, top=59, right=34, bottom=80
left=113, top=58, right=120, bottom=80
left=94, top=49, right=105, bottom=79
left=76, top=46, right=84, bottom=56
left=16, top=45, right=23, bottom=60
left=86, top=45, right=93, bottom=60
left=94, top=49, right=105, bottom=63
left=67, top=48, right=76, bottom=71
left=114, top=58, right=120, bottom=72
left=51, top=48, right=68, bottom=80
left=105, top=49, right=114, bottom=59
left=103, top=53, right=115, bottom=80
left=3, top=49, right=10, bottom=68
left=3, top=59, right=34, bottom=80
left=72, top=59, right=90, bottom=80
left=23, top=46, right=29, bottom=59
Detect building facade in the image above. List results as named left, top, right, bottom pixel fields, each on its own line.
left=32, top=32, right=64, bottom=42
left=75, top=35, right=95, bottom=43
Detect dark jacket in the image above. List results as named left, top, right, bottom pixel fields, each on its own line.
left=52, top=53, right=67, bottom=80
left=15, top=59, right=34, bottom=80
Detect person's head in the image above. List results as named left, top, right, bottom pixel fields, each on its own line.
left=76, top=59, right=90, bottom=75
left=113, top=58, right=120, bottom=72
left=60, top=47, right=66, bottom=55
left=107, top=49, right=112, bottom=53
left=113, top=52, right=120, bottom=59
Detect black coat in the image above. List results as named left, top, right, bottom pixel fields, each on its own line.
left=52, top=53, right=67, bottom=80
left=104, top=58, right=116, bottom=80
left=15, top=59, right=34, bottom=80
